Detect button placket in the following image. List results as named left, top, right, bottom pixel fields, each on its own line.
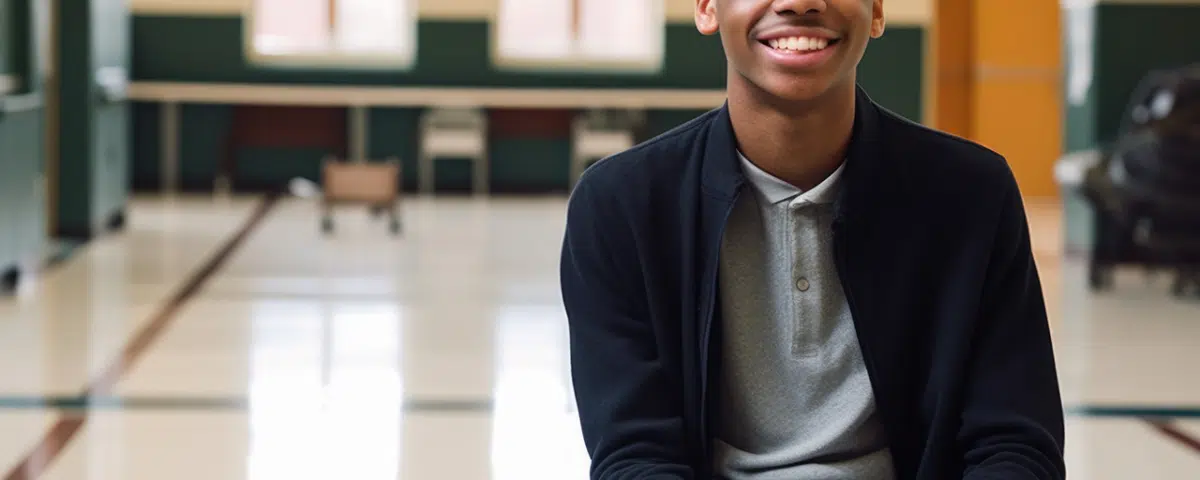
left=790, top=207, right=820, bottom=358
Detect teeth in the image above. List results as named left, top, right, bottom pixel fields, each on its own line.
left=768, top=36, right=832, bottom=52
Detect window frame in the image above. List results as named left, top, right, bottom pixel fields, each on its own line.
left=243, top=0, right=418, bottom=70
left=489, top=0, right=666, bottom=74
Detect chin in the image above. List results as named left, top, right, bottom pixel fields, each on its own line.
left=759, top=75, right=841, bottom=103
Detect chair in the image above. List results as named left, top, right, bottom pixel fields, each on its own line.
left=418, top=107, right=489, bottom=194
left=570, top=109, right=640, bottom=190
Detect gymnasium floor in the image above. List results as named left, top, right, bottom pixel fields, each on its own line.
left=0, top=194, right=1197, bottom=479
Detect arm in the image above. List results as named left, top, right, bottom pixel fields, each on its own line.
left=560, top=178, right=695, bottom=480
left=959, top=178, right=1067, bottom=480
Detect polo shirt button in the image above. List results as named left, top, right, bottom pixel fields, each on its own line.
left=796, top=277, right=810, bottom=292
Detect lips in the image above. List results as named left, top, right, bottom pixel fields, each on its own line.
left=754, top=26, right=843, bottom=66
left=755, top=35, right=840, bottom=69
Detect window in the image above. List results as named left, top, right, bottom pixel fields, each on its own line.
left=248, top=0, right=416, bottom=68
left=494, top=0, right=664, bottom=72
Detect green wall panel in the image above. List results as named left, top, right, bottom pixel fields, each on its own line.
left=130, top=101, right=161, bottom=189
left=5, top=0, right=37, bottom=92
left=131, top=16, right=727, bottom=89
left=1093, top=4, right=1200, bottom=146
left=0, top=0, right=11, bottom=76
left=235, top=147, right=326, bottom=190
left=57, top=0, right=92, bottom=233
left=366, top=107, right=420, bottom=190
left=1065, top=3, right=1200, bottom=153
left=129, top=14, right=925, bottom=193
left=175, top=104, right=230, bottom=190
left=859, top=27, right=924, bottom=123
left=489, top=139, right=572, bottom=192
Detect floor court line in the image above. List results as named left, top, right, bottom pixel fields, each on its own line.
left=3, top=395, right=1198, bottom=419
left=1067, top=405, right=1200, bottom=419
left=1146, top=420, right=1200, bottom=454
left=0, top=395, right=494, bottom=413
left=2, top=194, right=279, bottom=480
left=0, top=417, right=84, bottom=480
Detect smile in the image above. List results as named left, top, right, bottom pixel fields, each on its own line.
left=762, top=36, right=840, bottom=53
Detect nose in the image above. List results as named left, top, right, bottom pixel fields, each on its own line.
left=772, top=0, right=826, bottom=16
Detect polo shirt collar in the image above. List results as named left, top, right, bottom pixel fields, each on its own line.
left=737, top=150, right=845, bottom=207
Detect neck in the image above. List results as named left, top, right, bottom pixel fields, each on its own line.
left=726, top=76, right=857, bottom=190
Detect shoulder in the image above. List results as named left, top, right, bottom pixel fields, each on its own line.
left=567, top=107, right=719, bottom=215
left=876, top=107, right=1020, bottom=212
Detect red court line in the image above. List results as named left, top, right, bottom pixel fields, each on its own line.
left=1, top=417, right=84, bottom=480
left=3, top=194, right=278, bottom=480
left=1146, top=419, right=1200, bottom=455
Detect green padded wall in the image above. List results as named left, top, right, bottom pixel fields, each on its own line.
left=57, top=0, right=131, bottom=238
left=0, top=0, right=10, bottom=76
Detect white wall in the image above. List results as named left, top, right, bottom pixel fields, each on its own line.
left=884, top=0, right=931, bottom=25
left=131, top=0, right=932, bottom=24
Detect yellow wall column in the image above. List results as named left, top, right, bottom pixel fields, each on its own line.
left=933, top=0, right=1063, bottom=199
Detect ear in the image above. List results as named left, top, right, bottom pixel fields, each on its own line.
left=696, top=0, right=719, bottom=36
left=870, top=0, right=886, bottom=38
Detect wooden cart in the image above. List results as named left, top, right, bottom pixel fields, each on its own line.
left=320, top=156, right=403, bottom=235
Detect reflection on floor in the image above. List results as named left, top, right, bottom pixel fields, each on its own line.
left=0, top=194, right=1196, bottom=479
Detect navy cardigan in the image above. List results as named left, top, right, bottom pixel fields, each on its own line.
left=560, top=87, right=1066, bottom=479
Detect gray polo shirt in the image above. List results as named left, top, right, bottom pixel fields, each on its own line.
left=713, top=152, right=895, bottom=479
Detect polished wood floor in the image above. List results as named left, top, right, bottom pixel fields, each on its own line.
left=0, top=194, right=1196, bottom=479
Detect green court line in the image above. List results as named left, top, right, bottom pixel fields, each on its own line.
left=2, top=396, right=1196, bottom=419
left=0, top=395, right=494, bottom=413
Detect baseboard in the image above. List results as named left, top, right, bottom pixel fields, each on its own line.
left=55, top=207, right=129, bottom=241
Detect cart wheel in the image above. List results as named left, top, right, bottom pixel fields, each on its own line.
left=1088, top=265, right=1113, bottom=291
left=321, top=217, right=334, bottom=234
left=1, top=267, right=19, bottom=294
left=1173, top=271, right=1200, bottom=298
left=1144, top=267, right=1158, bottom=283
left=1171, top=275, right=1187, bottom=297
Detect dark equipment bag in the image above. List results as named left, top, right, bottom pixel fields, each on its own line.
left=1081, top=63, right=1200, bottom=296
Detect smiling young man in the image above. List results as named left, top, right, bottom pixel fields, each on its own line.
left=559, top=0, right=1066, bottom=479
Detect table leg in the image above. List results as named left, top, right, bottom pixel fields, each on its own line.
left=350, top=105, right=368, bottom=163
left=160, top=101, right=179, bottom=194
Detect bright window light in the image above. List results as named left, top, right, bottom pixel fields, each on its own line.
left=495, top=0, right=664, bottom=71
left=250, top=0, right=416, bottom=67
